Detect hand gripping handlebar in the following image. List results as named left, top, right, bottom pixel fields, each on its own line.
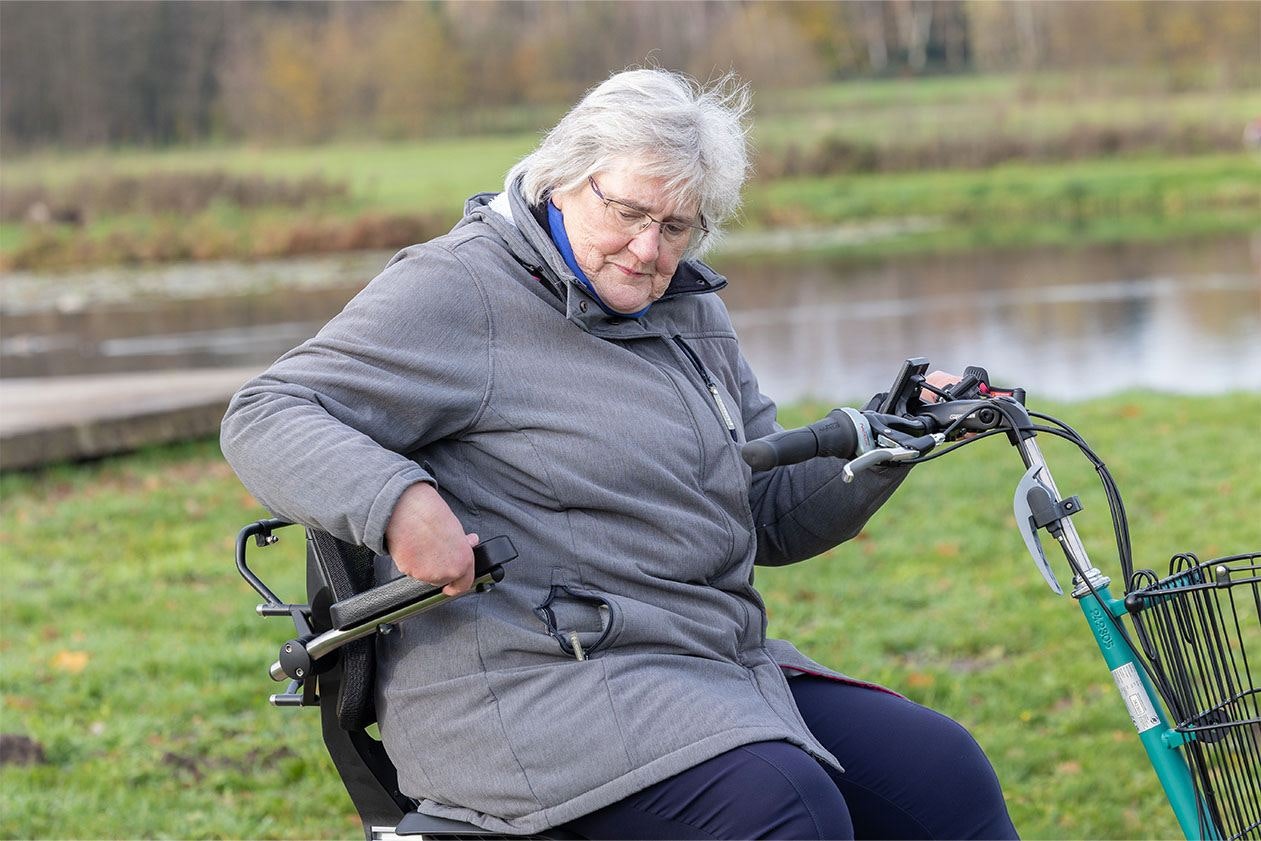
left=741, top=358, right=1024, bottom=479
left=741, top=407, right=871, bottom=472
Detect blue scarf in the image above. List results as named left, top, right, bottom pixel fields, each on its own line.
left=547, top=200, right=651, bottom=319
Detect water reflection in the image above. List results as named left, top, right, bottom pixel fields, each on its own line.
left=714, top=238, right=1260, bottom=401
left=2, top=237, right=1258, bottom=402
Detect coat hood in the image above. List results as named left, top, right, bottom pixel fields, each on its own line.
left=458, top=178, right=727, bottom=334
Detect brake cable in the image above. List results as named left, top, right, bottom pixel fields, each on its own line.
left=899, top=401, right=1146, bottom=674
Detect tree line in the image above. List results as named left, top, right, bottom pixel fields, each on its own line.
left=2, top=0, right=1257, bottom=149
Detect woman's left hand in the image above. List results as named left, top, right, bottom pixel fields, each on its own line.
left=921, top=370, right=961, bottom=403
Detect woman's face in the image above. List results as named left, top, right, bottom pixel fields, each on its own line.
left=551, top=160, right=700, bottom=314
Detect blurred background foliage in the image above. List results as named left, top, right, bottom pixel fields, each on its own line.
left=2, top=0, right=1257, bottom=149
left=2, top=0, right=1257, bottom=272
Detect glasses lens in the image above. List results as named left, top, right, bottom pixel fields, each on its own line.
left=601, top=198, right=701, bottom=247
left=605, top=203, right=648, bottom=235
left=661, top=222, right=692, bottom=241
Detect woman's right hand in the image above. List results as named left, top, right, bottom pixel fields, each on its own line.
left=385, top=482, right=479, bottom=597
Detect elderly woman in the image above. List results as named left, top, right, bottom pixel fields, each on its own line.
left=221, top=69, right=1017, bottom=839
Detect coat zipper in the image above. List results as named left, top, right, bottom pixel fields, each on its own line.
left=672, top=336, right=738, bottom=442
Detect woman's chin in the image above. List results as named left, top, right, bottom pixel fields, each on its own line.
left=607, top=296, right=649, bottom=314
left=594, top=282, right=649, bottom=314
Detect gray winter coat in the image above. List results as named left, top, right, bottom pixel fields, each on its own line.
left=220, top=179, right=908, bottom=834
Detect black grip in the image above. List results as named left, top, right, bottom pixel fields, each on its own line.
left=742, top=428, right=820, bottom=471
left=328, top=535, right=517, bottom=631
left=741, top=409, right=860, bottom=471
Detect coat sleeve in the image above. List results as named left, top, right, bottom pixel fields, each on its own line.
left=219, top=246, right=492, bottom=556
left=736, top=351, right=909, bottom=567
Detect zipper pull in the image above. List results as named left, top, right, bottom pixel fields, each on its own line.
left=568, top=631, right=587, bottom=661
left=674, top=335, right=739, bottom=442
left=709, top=384, right=738, bottom=442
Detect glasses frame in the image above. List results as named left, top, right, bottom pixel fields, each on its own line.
left=587, top=176, right=709, bottom=247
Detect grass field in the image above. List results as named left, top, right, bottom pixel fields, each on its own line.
left=2, top=73, right=1259, bottom=270
left=2, top=391, right=1259, bottom=839
left=742, top=152, right=1261, bottom=258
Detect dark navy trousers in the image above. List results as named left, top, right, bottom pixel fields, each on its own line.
left=559, top=676, right=1019, bottom=840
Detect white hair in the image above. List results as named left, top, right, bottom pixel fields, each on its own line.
left=505, top=68, right=752, bottom=258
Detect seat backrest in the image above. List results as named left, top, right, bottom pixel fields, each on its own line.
left=298, top=528, right=580, bottom=840
left=304, top=529, right=413, bottom=833
left=306, top=529, right=379, bottom=730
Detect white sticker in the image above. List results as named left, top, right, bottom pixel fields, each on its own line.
left=1112, top=662, right=1162, bottom=733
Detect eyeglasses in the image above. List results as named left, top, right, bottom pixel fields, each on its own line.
left=588, top=177, right=708, bottom=247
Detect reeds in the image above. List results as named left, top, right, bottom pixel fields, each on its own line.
left=759, top=120, right=1249, bottom=179
left=3, top=213, right=450, bottom=271
left=0, top=170, right=349, bottom=224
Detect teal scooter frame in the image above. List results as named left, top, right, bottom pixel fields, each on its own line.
left=745, top=357, right=1258, bottom=841
left=1010, top=434, right=1214, bottom=840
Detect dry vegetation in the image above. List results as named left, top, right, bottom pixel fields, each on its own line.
left=759, top=119, right=1251, bottom=178
left=0, top=171, right=348, bottom=224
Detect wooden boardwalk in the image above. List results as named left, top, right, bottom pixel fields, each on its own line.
left=0, top=367, right=261, bottom=470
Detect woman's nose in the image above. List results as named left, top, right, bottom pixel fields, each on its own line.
left=627, top=224, right=661, bottom=264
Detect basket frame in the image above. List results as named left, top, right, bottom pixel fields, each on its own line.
left=1127, top=552, right=1261, bottom=841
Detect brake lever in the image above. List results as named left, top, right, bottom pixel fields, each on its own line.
left=842, top=446, right=921, bottom=483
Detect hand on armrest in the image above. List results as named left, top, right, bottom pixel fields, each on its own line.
left=385, top=483, right=479, bottom=597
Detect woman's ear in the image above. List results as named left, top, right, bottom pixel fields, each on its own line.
left=550, top=189, right=569, bottom=212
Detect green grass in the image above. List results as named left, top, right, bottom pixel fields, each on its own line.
left=747, top=153, right=1261, bottom=225
left=0, top=137, right=534, bottom=267
left=765, top=392, right=1261, bottom=839
left=2, top=392, right=1258, bottom=838
left=0, top=441, right=351, bottom=838
left=4, top=149, right=1258, bottom=271
left=736, top=152, right=1261, bottom=261
left=1, top=135, right=537, bottom=213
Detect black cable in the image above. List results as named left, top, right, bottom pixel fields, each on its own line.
left=975, top=414, right=1203, bottom=797
left=1029, top=411, right=1135, bottom=582
left=905, top=428, right=1007, bottom=463
left=903, top=401, right=1249, bottom=835
left=907, top=410, right=1150, bottom=691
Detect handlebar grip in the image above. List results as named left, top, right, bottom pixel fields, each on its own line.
left=328, top=535, right=517, bottom=631
left=742, top=409, right=860, bottom=471
left=742, top=428, right=823, bottom=472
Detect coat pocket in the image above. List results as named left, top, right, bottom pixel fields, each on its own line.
left=486, top=658, right=631, bottom=805
left=534, top=585, right=621, bottom=660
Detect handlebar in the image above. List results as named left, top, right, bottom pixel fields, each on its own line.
left=741, top=359, right=1026, bottom=477
left=742, top=407, right=865, bottom=472
left=740, top=356, right=1107, bottom=596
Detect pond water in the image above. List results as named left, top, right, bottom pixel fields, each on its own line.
left=715, top=236, right=1261, bottom=402
left=2, top=235, right=1258, bottom=404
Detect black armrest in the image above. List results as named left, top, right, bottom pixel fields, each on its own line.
left=328, top=536, right=517, bottom=631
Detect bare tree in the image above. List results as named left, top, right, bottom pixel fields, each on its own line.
left=892, top=0, right=935, bottom=72
left=4, top=0, right=1259, bottom=149
left=859, top=0, right=890, bottom=73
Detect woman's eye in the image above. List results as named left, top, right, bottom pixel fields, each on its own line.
left=663, top=223, right=688, bottom=238
left=616, top=208, right=643, bottom=223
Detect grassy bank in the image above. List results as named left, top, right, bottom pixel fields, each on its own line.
left=2, top=392, right=1259, bottom=838
left=740, top=152, right=1261, bottom=261
left=2, top=74, right=1258, bottom=271
left=4, top=150, right=1257, bottom=271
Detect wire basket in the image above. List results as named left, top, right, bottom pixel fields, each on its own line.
left=1127, top=552, right=1261, bottom=841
